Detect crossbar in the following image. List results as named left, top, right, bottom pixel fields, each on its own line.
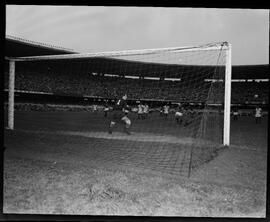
left=6, top=42, right=229, bottom=62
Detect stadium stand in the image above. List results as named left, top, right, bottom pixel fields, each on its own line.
left=4, top=69, right=268, bottom=104
left=4, top=36, right=269, bottom=106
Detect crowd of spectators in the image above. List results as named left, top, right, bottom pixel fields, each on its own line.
left=4, top=70, right=268, bottom=104
left=231, top=82, right=268, bottom=104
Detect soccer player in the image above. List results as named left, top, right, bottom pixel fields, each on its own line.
left=104, top=102, right=109, bottom=118
left=189, top=107, right=195, bottom=118
left=108, top=94, right=131, bottom=135
left=143, top=103, right=149, bottom=119
left=145, top=104, right=149, bottom=119
left=232, top=107, right=239, bottom=121
left=183, top=107, right=192, bottom=127
left=175, top=106, right=184, bottom=124
left=93, top=104, right=98, bottom=113
left=254, top=106, right=262, bottom=124
left=163, top=104, right=169, bottom=120
left=137, top=103, right=143, bottom=120
left=159, top=107, right=163, bottom=116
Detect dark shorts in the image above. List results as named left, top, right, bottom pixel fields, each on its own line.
left=111, top=110, right=125, bottom=123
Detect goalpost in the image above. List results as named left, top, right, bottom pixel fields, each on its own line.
left=224, top=43, right=232, bottom=146
left=7, top=60, right=15, bottom=130
left=5, top=42, right=232, bottom=146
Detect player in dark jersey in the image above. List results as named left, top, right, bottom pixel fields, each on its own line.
left=104, top=101, right=109, bottom=118
left=108, top=94, right=131, bottom=135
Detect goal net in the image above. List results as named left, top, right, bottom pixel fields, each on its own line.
left=5, top=42, right=231, bottom=177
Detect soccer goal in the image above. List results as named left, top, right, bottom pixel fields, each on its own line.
left=5, top=42, right=231, bottom=176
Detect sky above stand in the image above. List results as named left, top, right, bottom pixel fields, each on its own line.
left=6, top=5, right=269, bottom=65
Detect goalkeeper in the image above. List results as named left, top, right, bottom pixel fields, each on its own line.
left=108, top=94, right=131, bottom=135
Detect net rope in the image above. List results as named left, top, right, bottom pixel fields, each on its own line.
left=5, top=42, right=228, bottom=177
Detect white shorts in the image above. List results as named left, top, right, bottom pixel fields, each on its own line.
left=175, top=112, right=183, bottom=117
left=121, top=116, right=131, bottom=125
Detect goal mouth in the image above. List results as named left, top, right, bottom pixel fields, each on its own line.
left=5, top=42, right=232, bottom=177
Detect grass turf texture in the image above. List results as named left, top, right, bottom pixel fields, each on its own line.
left=3, top=110, right=268, bottom=216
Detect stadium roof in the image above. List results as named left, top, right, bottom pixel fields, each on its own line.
left=5, top=35, right=78, bottom=57
left=5, top=36, right=269, bottom=79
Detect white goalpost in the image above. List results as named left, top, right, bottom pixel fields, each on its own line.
left=223, top=43, right=232, bottom=146
left=7, top=60, right=15, bottom=130
left=5, top=42, right=232, bottom=146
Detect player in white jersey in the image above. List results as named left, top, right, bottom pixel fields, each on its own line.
left=175, top=107, right=184, bottom=124
left=141, top=104, right=145, bottom=119
left=146, top=104, right=149, bottom=118
left=255, top=106, right=262, bottom=124
left=137, top=103, right=143, bottom=119
left=143, top=104, right=149, bottom=119
left=93, top=104, right=98, bottom=113
left=163, top=104, right=169, bottom=120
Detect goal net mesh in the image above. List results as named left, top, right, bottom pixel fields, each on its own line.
left=5, top=42, right=228, bottom=177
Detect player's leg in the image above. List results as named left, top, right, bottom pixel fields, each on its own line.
left=183, top=116, right=189, bottom=126
left=165, top=113, right=168, bottom=120
left=179, top=117, right=183, bottom=125
left=108, top=121, right=115, bottom=134
left=108, top=111, right=119, bottom=134
left=121, top=115, right=131, bottom=135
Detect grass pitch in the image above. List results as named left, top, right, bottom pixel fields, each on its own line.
left=3, top=111, right=268, bottom=216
